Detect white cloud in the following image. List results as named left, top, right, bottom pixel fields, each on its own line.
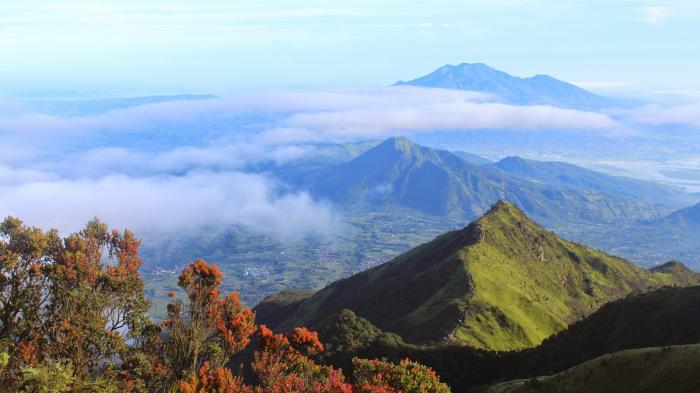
left=0, top=87, right=630, bottom=239
left=623, top=102, right=700, bottom=128
left=274, top=101, right=621, bottom=142
left=42, top=143, right=312, bottom=178
left=0, top=171, right=334, bottom=240
left=0, top=88, right=617, bottom=142
left=0, top=165, right=57, bottom=185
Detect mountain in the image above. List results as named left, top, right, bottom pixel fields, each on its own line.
left=394, top=63, right=610, bottom=109
left=309, top=136, right=503, bottom=216
left=488, top=156, right=690, bottom=208
left=650, top=261, right=700, bottom=285
left=452, top=150, right=493, bottom=166
left=472, top=285, right=700, bottom=392
left=521, top=285, right=700, bottom=376
left=306, top=283, right=700, bottom=391
left=474, top=344, right=700, bottom=393
left=255, top=202, right=693, bottom=351
left=307, top=137, right=669, bottom=222
left=657, top=202, right=700, bottom=229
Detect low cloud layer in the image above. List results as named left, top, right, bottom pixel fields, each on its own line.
left=278, top=101, right=620, bottom=141
left=623, top=102, right=700, bottom=128
left=0, top=87, right=621, bottom=139
left=0, top=170, right=334, bottom=240
left=0, top=86, right=646, bottom=238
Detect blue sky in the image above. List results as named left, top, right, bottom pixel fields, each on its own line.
left=1, top=0, right=698, bottom=96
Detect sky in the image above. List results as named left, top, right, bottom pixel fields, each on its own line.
left=1, top=0, right=699, bottom=239
left=1, top=0, right=699, bottom=96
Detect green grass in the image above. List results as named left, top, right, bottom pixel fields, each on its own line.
left=475, top=344, right=700, bottom=393
left=142, top=204, right=461, bottom=320
left=256, top=202, right=697, bottom=351
left=453, top=201, right=680, bottom=350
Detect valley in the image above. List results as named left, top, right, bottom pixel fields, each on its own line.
left=140, top=136, right=700, bottom=318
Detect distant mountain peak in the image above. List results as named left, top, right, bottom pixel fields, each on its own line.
left=496, top=156, right=531, bottom=165
left=395, top=63, right=610, bottom=109
left=379, top=136, right=416, bottom=150
left=650, top=261, right=700, bottom=285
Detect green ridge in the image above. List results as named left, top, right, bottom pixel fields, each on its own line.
left=474, top=344, right=700, bottom=393
left=255, top=201, right=696, bottom=351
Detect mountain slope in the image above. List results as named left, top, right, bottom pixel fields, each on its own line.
left=394, top=63, right=609, bottom=109
left=452, top=150, right=493, bottom=166
left=309, top=137, right=669, bottom=223
left=307, top=285, right=700, bottom=391
left=311, top=136, right=505, bottom=216
left=489, top=156, right=689, bottom=208
left=255, top=202, right=691, bottom=351
left=650, top=261, right=700, bottom=285
left=658, top=202, right=700, bottom=229
left=520, top=284, right=700, bottom=375
left=474, top=344, right=700, bottom=393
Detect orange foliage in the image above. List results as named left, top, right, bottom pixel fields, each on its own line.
left=214, top=292, right=256, bottom=353
left=17, top=342, right=39, bottom=365
left=179, top=362, right=252, bottom=393
left=1, top=218, right=450, bottom=393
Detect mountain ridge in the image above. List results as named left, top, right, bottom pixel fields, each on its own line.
left=488, top=155, right=689, bottom=208
left=308, top=137, right=673, bottom=223
left=394, top=63, right=610, bottom=109
left=658, top=202, right=700, bottom=228
left=255, top=201, right=697, bottom=351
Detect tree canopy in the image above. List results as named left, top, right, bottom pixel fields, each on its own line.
left=0, top=217, right=449, bottom=393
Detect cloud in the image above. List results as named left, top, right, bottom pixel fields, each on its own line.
left=622, top=102, right=700, bottom=128
left=273, top=101, right=621, bottom=142
left=0, top=88, right=490, bottom=135
left=42, top=143, right=313, bottom=179
left=0, top=171, right=334, bottom=240
left=642, top=6, right=668, bottom=23
left=0, top=165, right=57, bottom=185
left=0, top=88, right=618, bottom=142
left=0, top=87, right=628, bottom=240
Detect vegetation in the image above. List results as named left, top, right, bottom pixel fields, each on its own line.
left=256, top=201, right=696, bottom=350
left=487, top=155, right=690, bottom=208
left=473, top=344, right=700, bottom=393
left=142, top=203, right=463, bottom=319
left=659, top=201, right=700, bottom=229
left=305, top=137, right=673, bottom=223
left=516, top=284, right=700, bottom=376
left=298, top=284, right=700, bottom=391
left=139, top=138, right=700, bottom=320
left=0, top=217, right=450, bottom=392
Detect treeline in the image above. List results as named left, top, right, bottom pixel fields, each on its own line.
left=0, top=217, right=450, bottom=393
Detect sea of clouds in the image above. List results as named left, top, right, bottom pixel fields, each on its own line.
left=1, top=86, right=698, bottom=238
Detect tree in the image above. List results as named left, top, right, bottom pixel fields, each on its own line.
left=353, top=358, right=451, bottom=393
left=160, top=259, right=256, bottom=388
left=2, top=217, right=453, bottom=393
left=251, top=325, right=353, bottom=393
left=0, top=217, right=151, bottom=391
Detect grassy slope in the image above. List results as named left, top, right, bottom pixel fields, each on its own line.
left=519, top=285, right=700, bottom=376
left=457, top=202, right=677, bottom=350
left=474, top=344, right=700, bottom=393
left=257, top=202, right=692, bottom=351
left=270, top=223, right=479, bottom=343
left=309, top=285, right=700, bottom=392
